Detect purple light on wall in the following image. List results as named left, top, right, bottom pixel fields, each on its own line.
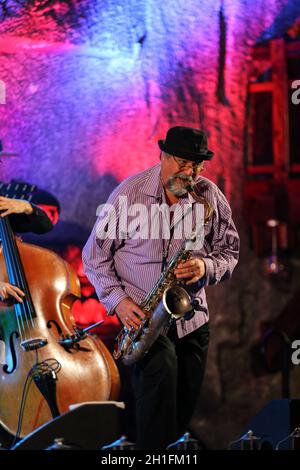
left=0, top=0, right=300, bottom=226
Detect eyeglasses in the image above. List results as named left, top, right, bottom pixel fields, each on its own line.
left=171, top=155, right=204, bottom=172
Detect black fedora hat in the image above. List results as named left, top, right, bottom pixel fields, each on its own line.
left=158, top=126, right=214, bottom=162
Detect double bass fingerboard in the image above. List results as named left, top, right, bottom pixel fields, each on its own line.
left=0, top=181, right=37, bottom=321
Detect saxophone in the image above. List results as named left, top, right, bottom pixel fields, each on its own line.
left=113, top=181, right=213, bottom=366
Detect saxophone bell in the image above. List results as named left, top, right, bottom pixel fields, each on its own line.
left=164, top=285, right=193, bottom=320
left=115, top=285, right=193, bottom=366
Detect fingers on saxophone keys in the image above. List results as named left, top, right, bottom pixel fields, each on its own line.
left=126, top=314, right=142, bottom=330
left=174, top=262, right=194, bottom=274
left=134, top=308, right=145, bottom=320
left=175, top=272, right=195, bottom=279
left=125, top=320, right=134, bottom=330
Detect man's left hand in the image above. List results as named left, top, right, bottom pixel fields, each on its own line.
left=174, top=257, right=206, bottom=285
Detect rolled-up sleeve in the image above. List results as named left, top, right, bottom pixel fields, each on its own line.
left=202, top=189, right=240, bottom=286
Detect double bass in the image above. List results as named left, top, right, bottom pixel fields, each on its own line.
left=0, top=187, right=120, bottom=443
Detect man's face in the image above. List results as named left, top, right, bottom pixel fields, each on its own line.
left=160, top=152, right=204, bottom=197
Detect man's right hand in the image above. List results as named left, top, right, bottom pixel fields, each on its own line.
left=115, top=298, right=145, bottom=330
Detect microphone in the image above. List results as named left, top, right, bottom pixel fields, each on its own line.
left=58, top=320, right=104, bottom=347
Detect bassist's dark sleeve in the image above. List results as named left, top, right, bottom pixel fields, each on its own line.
left=9, top=204, right=53, bottom=234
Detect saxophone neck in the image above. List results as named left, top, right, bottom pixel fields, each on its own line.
left=187, top=183, right=213, bottom=225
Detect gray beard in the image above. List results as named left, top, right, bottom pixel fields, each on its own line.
left=166, top=173, right=194, bottom=197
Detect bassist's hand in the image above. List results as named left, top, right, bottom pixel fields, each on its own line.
left=0, top=281, right=25, bottom=303
left=0, top=196, right=33, bottom=217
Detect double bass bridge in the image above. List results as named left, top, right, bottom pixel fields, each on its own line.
left=21, top=337, right=48, bottom=352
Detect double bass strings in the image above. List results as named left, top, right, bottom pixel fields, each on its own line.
left=0, top=217, right=25, bottom=341
left=0, top=216, right=36, bottom=339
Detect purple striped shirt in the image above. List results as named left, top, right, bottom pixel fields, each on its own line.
left=82, top=163, right=239, bottom=338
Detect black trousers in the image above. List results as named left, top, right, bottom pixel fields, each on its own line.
left=132, top=322, right=209, bottom=450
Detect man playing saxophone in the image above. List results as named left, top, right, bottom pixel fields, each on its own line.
left=83, top=126, right=240, bottom=449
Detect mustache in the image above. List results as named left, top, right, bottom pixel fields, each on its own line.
left=174, top=173, right=193, bottom=182
left=166, top=173, right=195, bottom=196
left=170, top=173, right=195, bottom=189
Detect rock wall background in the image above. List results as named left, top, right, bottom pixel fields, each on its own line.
left=1, top=0, right=300, bottom=448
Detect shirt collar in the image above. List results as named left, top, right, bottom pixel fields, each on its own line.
left=140, top=163, right=163, bottom=200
